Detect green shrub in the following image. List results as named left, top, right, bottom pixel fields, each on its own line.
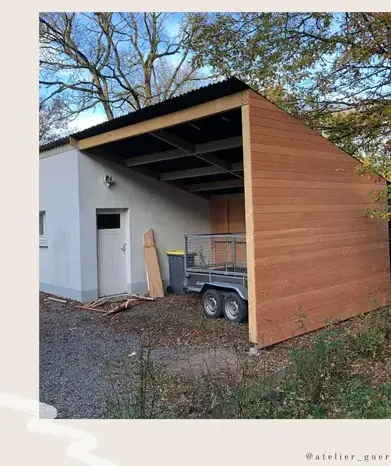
left=290, top=329, right=347, bottom=404
left=349, top=326, right=386, bottom=359
left=372, top=308, right=391, bottom=340
left=337, top=377, right=391, bottom=418
left=211, top=382, right=270, bottom=418
left=211, top=376, right=330, bottom=419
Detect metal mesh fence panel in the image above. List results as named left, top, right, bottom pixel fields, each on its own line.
left=185, top=234, right=247, bottom=275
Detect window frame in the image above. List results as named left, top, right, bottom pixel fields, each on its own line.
left=39, top=211, right=47, bottom=247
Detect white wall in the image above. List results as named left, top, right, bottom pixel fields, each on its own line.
left=39, top=148, right=82, bottom=300
left=77, top=151, right=212, bottom=300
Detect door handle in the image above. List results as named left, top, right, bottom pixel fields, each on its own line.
left=120, top=243, right=127, bottom=252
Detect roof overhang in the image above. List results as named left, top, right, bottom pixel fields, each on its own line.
left=75, top=89, right=250, bottom=197
left=40, top=78, right=254, bottom=197
left=77, top=91, right=248, bottom=151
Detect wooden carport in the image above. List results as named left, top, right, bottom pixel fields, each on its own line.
left=65, top=78, right=390, bottom=347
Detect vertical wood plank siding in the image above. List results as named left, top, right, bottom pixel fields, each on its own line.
left=211, top=195, right=247, bottom=273
left=211, top=195, right=246, bottom=233
left=246, top=90, right=390, bottom=347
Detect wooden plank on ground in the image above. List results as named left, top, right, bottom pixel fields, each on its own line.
left=46, top=297, right=67, bottom=304
left=143, top=228, right=164, bottom=298
left=104, top=299, right=140, bottom=316
left=74, top=305, right=107, bottom=313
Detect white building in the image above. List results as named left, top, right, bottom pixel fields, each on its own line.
left=39, top=143, right=212, bottom=301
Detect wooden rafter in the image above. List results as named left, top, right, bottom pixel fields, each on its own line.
left=125, top=136, right=242, bottom=167
left=186, top=179, right=244, bottom=192
left=126, top=149, right=187, bottom=166
left=149, top=129, right=243, bottom=179
left=150, top=130, right=195, bottom=153
left=160, top=162, right=244, bottom=181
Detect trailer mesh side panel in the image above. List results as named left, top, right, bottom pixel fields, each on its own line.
left=185, top=234, right=247, bottom=275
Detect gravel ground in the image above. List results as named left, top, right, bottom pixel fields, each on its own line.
left=39, top=292, right=285, bottom=418
left=40, top=296, right=139, bottom=418
left=40, top=291, right=365, bottom=418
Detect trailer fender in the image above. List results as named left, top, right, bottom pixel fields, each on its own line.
left=200, top=282, right=248, bottom=301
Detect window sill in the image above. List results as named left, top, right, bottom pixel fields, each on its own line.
left=39, top=237, right=48, bottom=248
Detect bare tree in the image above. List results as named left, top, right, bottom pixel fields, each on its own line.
left=39, top=96, right=73, bottom=144
left=39, top=12, right=213, bottom=122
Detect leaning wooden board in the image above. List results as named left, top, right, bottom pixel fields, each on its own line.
left=143, top=228, right=164, bottom=298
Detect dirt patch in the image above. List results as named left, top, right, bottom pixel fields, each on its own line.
left=40, top=291, right=370, bottom=382
left=104, top=294, right=252, bottom=351
left=154, top=347, right=243, bottom=375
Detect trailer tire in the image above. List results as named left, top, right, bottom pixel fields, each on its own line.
left=202, top=289, right=223, bottom=319
left=223, top=292, right=248, bottom=324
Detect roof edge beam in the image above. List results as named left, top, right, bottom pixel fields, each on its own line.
left=76, top=91, right=249, bottom=150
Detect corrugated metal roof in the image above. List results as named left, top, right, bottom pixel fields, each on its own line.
left=39, top=136, right=71, bottom=153
left=39, top=77, right=250, bottom=153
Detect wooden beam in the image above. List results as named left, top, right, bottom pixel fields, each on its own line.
left=150, top=130, right=195, bottom=153
left=125, top=136, right=242, bottom=167
left=85, top=146, right=161, bottom=180
left=161, top=166, right=225, bottom=181
left=241, top=104, right=257, bottom=344
left=150, top=129, right=243, bottom=179
left=210, top=192, right=245, bottom=200
left=232, top=161, right=244, bottom=171
left=195, top=136, right=242, bottom=154
left=186, top=179, right=244, bottom=192
left=126, top=149, right=188, bottom=166
left=199, top=152, right=230, bottom=171
left=77, top=91, right=249, bottom=150
left=160, top=161, right=244, bottom=181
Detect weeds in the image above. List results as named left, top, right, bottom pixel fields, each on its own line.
left=105, top=334, right=171, bottom=419
left=295, top=311, right=309, bottom=333
left=348, top=327, right=385, bottom=359
left=347, top=308, right=391, bottom=358
left=105, top=307, right=391, bottom=419
left=336, top=376, right=391, bottom=419
left=290, top=329, right=346, bottom=404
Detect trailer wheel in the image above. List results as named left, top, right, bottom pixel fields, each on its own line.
left=202, top=289, right=223, bottom=319
left=223, top=292, right=248, bottom=323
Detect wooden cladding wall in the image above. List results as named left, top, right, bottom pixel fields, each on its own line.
left=211, top=195, right=246, bottom=265
left=211, top=195, right=246, bottom=233
left=245, top=90, right=390, bottom=347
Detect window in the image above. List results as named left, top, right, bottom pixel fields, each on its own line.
left=39, top=211, right=47, bottom=247
left=97, top=213, right=121, bottom=230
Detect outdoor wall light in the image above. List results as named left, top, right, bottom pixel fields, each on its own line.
left=103, top=174, right=115, bottom=187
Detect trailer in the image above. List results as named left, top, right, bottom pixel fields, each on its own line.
left=184, top=233, right=248, bottom=323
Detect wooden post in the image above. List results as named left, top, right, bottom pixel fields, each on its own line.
left=241, top=101, right=257, bottom=344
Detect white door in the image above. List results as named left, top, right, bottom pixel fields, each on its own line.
left=97, top=211, right=127, bottom=297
